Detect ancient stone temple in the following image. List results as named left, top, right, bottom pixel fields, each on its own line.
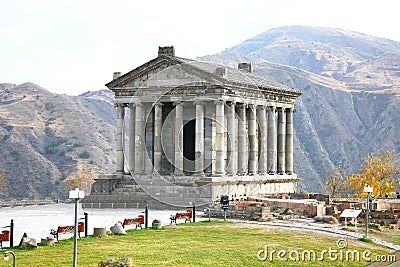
left=82, top=46, right=302, bottom=209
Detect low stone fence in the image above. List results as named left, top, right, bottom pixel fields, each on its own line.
left=0, top=199, right=57, bottom=207
left=354, top=210, right=400, bottom=226
left=207, top=201, right=271, bottom=221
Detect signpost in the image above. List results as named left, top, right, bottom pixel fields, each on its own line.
left=339, top=209, right=362, bottom=231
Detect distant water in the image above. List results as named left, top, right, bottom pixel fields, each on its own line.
left=0, top=203, right=193, bottom=246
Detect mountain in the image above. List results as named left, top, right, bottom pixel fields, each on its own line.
left=223, top=25, right=400, bottom=92
left=201, top=25, right=400, bottom=191
left=0, top=83, right=116, bottom=199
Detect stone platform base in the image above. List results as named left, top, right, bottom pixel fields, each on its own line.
left=82, top=173, right=299, bottom=209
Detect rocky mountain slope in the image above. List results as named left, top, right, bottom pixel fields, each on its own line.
left=223, top=25, right=400, bottom=93
left=201, top=25, right=400, bottom=190
left=0, top=83, right=116, bottom=199
left=1, top=25, right=399, bottom=198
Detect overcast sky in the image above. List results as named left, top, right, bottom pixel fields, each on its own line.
left=1, top=0, right=399, bottom=95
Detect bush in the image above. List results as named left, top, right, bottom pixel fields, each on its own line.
left=4, top=125, right=13, bottom=132
left=49, top=138, right=68, bottom=147
left=45, top=146, right=59, bottom=155
left=79, top=150, right=90, bottom=159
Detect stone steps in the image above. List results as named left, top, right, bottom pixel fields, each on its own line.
left=85, top=174, right=216, bottom=209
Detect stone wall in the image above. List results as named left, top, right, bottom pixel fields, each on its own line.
left=207, top=201, right=271, bottom=221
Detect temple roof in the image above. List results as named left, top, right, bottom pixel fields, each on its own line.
left=175, top=57, right=298, bottom=92
left=106, top=46, right=301, bottom=98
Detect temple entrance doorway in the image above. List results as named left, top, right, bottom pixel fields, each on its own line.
left=183, top=119, right=195, bottom=173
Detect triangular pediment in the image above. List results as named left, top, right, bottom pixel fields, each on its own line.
left=106, top=56, right=225, bottom=90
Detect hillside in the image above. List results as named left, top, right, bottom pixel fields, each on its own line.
left=202, top=26, right=400, bottom=190
left=0, top=83, right=116, bottom=199
left=223, top=25, right=400, bottom=92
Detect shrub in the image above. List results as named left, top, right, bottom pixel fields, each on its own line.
left=79, top=150, right=90, bottom=159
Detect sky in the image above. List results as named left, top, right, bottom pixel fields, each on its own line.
left=1, top=0, right=399, bottom=95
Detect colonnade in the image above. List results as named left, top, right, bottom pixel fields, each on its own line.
left=115, top=99, right=294, bottom=177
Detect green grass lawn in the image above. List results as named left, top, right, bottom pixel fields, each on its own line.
left=0, top=221, right=394, bottom=267
left=341, top=225, right=400, bottom=246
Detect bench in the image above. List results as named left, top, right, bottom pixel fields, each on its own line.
left=170, top=210, right=192, bottom=225
left=50, top=222, right=84, bottom=241
left=119, top=215, right=144, bottom=229
left=0, top=230, right=10, bottom=248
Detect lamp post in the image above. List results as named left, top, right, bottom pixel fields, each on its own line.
left=69, top=188, right=85, bottom=267
left=3, top=251, right=16, bottom=267
left=364, top=186, right=373, bottom=238
left=141, top=204, right=148, bottom=229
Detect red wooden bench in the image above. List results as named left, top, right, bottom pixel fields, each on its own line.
left=0, top=230, right=10, bottom=248
left=50, top=222, right=84, bottom=241
left=170, top=210, right=192, bottom=224
left=119, top=215, right=144, bottom=229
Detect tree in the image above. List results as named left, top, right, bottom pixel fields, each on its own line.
left=0, top=172, right=4, bottom=189
left=324, top=166, right=347, bottom=198
left=346, top=150, right=400, bottom=198
left=64, top=171, right=94, bottom=196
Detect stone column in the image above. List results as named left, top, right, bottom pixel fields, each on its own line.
left=144, top=104, right=154, bottom=174
left=153, top=103, right=163, bottom=173
left=285, top=107, right=294, bottom=175
left=174, top=102, right=183, bottom=175
left=226, top=101, right=237, bottom=175
left=195, top=100, right=205, bottom=176
left=257, top=105, right=267, bottom=175
left=267, top=106, right=276, bottom=174
left=116, top=103, right=125, bottom=173
left=128, top=104, right=135, bottom=174
left=134, top=103, right=144, bottom=174
left=248, top=104, right=258, bottom=175
left=237, top=103, right=248, bottom=175
left=215, top=100, right=226, bottom=175
left=277, top=107, right=285, bottom=174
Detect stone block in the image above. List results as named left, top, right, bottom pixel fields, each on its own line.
left=110, top=223, right=126, bottom=235
left=93, top=227, right=107, bottom=237
left=41, top=236, right=56, bottom=246
left=22, top=237, right=37, bottom=248
left=314, top=216, right=339, bottom=224
left=98, top=258, right=133, bottom=267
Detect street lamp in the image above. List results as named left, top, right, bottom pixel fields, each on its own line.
left=3, top=251, right=16, bottom=267
left=69, top=188, right=85, bottom=267
left=364, top=186, right=373, bottom=238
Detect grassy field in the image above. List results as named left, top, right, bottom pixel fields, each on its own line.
left=366, top=228, right=400, bottom=246
left=0, top=221, right=394, bottom=267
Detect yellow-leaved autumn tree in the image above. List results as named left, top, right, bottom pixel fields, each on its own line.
left=324, top=166, right=347, bottom=198
left=346, top=150, right=400, bottom=198
left=0, top=172, right=4, bottom=189
left=64, top=171, right=94, bottom=196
